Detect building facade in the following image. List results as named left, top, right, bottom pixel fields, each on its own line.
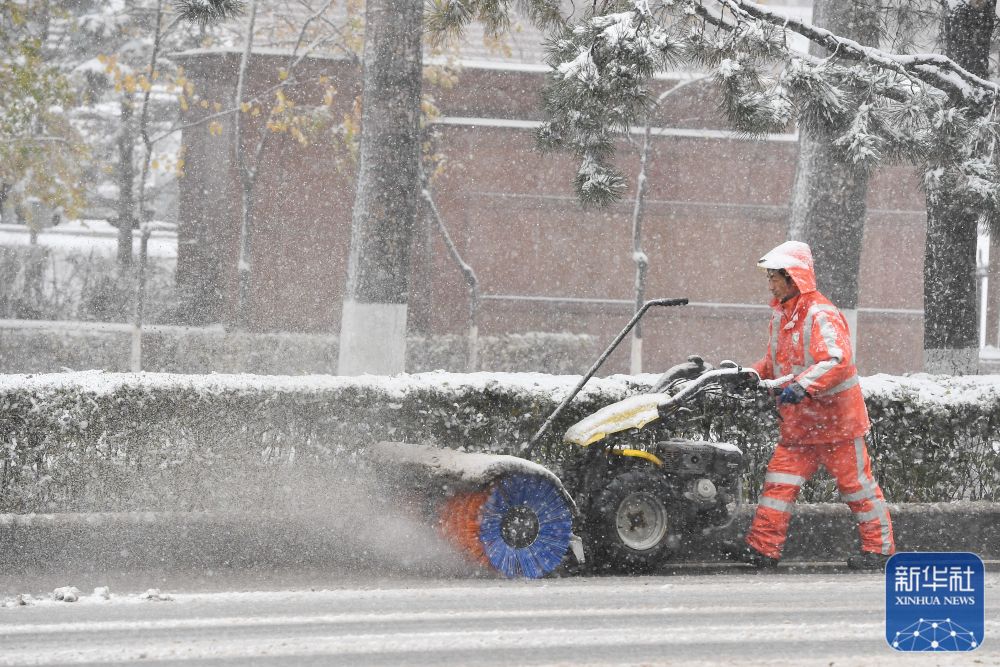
left=173, top=49, right=998, bottom=376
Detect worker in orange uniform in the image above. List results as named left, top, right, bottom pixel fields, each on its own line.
left=726, top=240, right=895, bottom=571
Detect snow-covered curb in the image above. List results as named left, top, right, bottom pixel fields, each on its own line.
left=1, top=502, right=997, bottom=572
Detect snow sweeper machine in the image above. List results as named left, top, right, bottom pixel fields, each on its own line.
left=372, top=298, right=772, bottom=578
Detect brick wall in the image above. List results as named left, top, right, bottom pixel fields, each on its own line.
left=174, top=50, right=931, bottom=375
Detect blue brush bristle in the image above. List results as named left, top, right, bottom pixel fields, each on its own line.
left=478, top=474, right=573, bottom=579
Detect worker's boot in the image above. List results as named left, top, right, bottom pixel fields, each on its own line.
left=847, top=551, right=890, bottom=571
left=721, top=541, right=779, bottom=569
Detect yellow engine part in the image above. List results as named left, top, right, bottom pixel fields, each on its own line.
left=610, top=448, right=663, bottom=467
left=563, top=394, right=668, bottom=447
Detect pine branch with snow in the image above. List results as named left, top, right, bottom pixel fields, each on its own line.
left=536, top=7, right=684, bottom=204
left=423, top=0, right=1000, bottom=208
left=173, top=0, right=245, bottom=25
left=425, top=0, right=566, bottom=45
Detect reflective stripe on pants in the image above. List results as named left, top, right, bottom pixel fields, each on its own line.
left=746, top=436, right=895, bottom=560
left=841, top=436, right=895, bottom=556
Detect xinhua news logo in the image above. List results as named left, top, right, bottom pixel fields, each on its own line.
left=885, top=552, right=985, bottom=652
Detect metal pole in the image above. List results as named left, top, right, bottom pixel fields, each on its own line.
left=521, top=297, right=687, bottom=457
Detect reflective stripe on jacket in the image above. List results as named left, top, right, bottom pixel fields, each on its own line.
left=752, top=290, right=870, bottom=445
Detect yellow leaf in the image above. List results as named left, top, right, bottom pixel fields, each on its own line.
left=278, top=69, right=289, bottom=81
left=251, top=107, right=260, bottom=117
left=318, top=75, right=330, bottom=85
left=199, top=99, right=209, bottom=108
left=179, top=96, right=188, bottom=111
left=151, top=159, right=160, bottom=170
left=240, top=102, right=251, bottom=113
left=139, top=77, right=151, bottom=92
left=208, top=121, right=223, bottom=136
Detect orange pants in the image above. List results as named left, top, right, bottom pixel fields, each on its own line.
left=746, top=436, right=895, bottom=560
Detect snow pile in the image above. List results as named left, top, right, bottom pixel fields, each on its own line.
left=1, top=586, right=173, bottom=607
left=52, top=586, right=81, bottom=602
left=2, top=594, right=35, bottom=607
left=141, top=589, right=174, bottom=602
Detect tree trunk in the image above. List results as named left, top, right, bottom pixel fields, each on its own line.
left=923, top=0, right=995, bottom=374
left=337, top=0, right=422, bottom=375
left=788, top=0, right=880, bottom=353
left=116, top=97, right=136, bottom=267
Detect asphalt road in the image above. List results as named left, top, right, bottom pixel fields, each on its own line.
left=2, top=566, right=998, bottom=666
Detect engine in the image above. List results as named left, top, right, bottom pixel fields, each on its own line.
left=650, top=438, right=743, bottom=517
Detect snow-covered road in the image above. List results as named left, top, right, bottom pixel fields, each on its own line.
left=2, top=569, right=998, bottom=666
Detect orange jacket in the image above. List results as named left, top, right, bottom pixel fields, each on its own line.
left=752, top=247, right=869, bottom=444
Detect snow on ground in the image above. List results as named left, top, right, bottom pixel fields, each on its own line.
left=2, top=587, right=172, bottom=609
left=0, top=573, right=997, bottom=666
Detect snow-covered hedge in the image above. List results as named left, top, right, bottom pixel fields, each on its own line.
left=0, top=324, right=597, bottom=375
left=0, top=245, right=177, bottom=323
left=0, top=372, right=997, bottom=513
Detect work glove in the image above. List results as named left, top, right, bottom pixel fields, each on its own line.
left=778, top=382, right=808, bottom=405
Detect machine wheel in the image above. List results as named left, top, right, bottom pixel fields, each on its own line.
left=589, top=468, right=679, bottom=573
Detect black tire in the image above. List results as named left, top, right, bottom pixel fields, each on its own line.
left=587, top=468, right=679, bottom=574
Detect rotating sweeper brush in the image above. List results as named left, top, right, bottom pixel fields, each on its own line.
left=368, top=442, right=580, bottom=578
